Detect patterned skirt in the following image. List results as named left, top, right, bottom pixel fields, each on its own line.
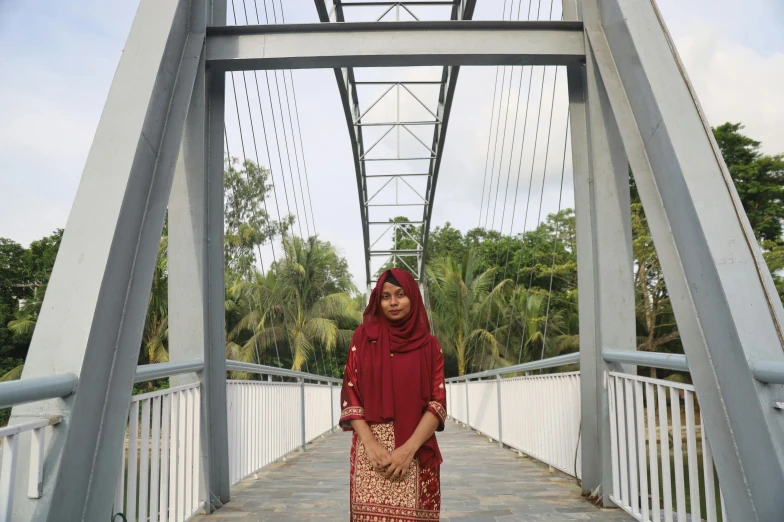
left=350, top=423, right=441, bottom=521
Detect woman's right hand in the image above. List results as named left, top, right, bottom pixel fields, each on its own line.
left=363, top=438, right=391, bottom=472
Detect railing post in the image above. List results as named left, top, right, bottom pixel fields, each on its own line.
left=496, top=374, right=503, bottom=448
left=447, top=382, right=452, bottom=420
left=464, top=378, right=470, bottom=427
left=300, top=378, right=306, bottom=451
left=329, top=382, right=335, bottom=430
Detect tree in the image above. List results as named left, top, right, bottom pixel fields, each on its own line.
left=426, top=222, right=468, bottom=263
left=0, top=239, right=26, bottom=362
left=379, top=216, right=422, bottom=276
left=224, top=157, right=290, bottom=277
left=631, top=203, right=680, bottom=376
left=713, top=123, right=784, bottom=243
left=0, top=232, right=63, bottom=384
left=141, top=233, right=170, bottom=370
left=228, top=235, right=361, bottom=373
left=427, top=253, right=511, bottom=375
left=762, top=240, right=784, bottom=301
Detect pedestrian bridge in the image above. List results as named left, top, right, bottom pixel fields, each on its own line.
left=2, top=0, right=784, bottom=521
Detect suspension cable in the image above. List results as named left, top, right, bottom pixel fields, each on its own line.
left=540, top=113, right=571, bottom=362
left=482, top=1, right=513, bottom=230
left=516, top=65, right=561, bottom=364
left=465, top=0, right=515, bottom=373
left=288, top=71, right=318, bottom=236
left=230, top=0, right=320, bottom=374
left=483, top=0, right=539, bottom=369
left=472, top=0, right=543, bottom=372
left=275, top=0, right=318, bottom=237
left=273, top=0, right=334, bottom=375
left=262, top=0, right=308, bottom=239
left=227, top=60, right=283, bottom=371
left=476, top=0, right=509, bottom=229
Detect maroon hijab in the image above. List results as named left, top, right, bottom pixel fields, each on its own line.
left=358, top=268, right=442, bottom=467
left=362, top=268, right=431, bottom=352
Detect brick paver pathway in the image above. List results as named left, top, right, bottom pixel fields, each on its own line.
left=194, top=421, right=634, bottom=520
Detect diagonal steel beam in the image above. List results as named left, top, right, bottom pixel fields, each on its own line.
left=586, top=0, right=784, bottom=519
left=8, top=1, right=207, bottom=520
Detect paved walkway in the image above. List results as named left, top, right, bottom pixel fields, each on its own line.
left=195, top=421, right=633, bottom=521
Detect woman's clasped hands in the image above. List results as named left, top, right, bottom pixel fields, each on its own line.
left=365, top=439, right=415, bottom=482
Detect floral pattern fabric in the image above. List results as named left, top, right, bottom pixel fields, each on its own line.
left=350, top=423, right=441, bottom=521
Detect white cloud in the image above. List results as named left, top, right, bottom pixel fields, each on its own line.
left=673, top=27, right=784, bottom=155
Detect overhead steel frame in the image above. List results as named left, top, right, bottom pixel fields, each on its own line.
left=8, top=1, right=784, bottom=521
left=314, top=0, right=478, bottom=289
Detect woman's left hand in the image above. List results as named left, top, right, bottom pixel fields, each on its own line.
left=380, top=444, right=415, bottom=482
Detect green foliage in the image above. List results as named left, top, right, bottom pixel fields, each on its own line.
left=225, top=157, right=292, bottom=277
left=713, top=123, right=784, bottom=242
left=378, top=217, right=422, bottom=275
left=425, top=212, right=579, bottom=377
left=427, top=253, right=510, bottom=375
left=227, top=235, right=360, bottom=375
left=0, top=231, right=63, bottom=385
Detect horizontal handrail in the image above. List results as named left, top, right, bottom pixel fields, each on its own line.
left=130, top=382, right=200, bottom=402
left=445, top=352, right=580, bottom=382
left=133, top=360, right=204, bottom=383
left=0, top=416, right=61, bottom=438
left=603, top=349, right=690, bottom=372
left=0, top=373, right=78, bottom=409
left=602, top=350, right=784, bottom=385
left=226, top=360, right=343, bottom=383
left=751, top=360, right=784, bottom=385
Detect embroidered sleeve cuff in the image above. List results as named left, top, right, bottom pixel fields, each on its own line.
left=339, top=406, right=365, bottom=431
left=427, top=401, right=447, bottom=430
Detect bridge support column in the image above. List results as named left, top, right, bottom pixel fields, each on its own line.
left=565, top=0, right=637, bottom=504
left=8, top=1, right=207, bottom=520
left=168, top=0, right=230, bottom=512
left=584, top=1, right=784, bottom=519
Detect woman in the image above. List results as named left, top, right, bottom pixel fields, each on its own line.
left=340, top=268, right=447, bottom=521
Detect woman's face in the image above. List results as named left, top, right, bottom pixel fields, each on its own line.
left=379, top=281, right=411, bottom=321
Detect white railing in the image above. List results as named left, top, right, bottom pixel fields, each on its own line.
left=226, top=379, right=339, bottom=486
left=116, top=382, right=202, bottom=522
left=0, top=417, right=60, bottom=522
left=608, top=372, right=726, bottom=522
left=447, top=371, right=582, bottom=478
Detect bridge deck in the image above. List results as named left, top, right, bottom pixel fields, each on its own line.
left=195, top=421, right=633, bottom=521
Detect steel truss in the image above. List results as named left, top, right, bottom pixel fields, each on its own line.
left=8, top=1, right=784, bottom=521
left=315, top=0, right=475, bottom=288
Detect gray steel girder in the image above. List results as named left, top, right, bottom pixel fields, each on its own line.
left=8, top=0, right=206, bottom=520
left=586, top=0, right=784, bottom=519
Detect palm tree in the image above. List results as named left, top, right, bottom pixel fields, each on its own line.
left=143, top=234, right=169, bottom=368
left=229, top=235, right=361, bottom=372
left=505, top=289, right=565, bottom=364
left=7, top=284, right=45, bottom=339
left=426, top=253, right=511, bottom=375
left=225, top=270, right=286, bottom=374
left=2, top=232, right=171, bottom=385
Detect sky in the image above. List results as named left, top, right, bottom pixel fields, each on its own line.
left=0, top=0, right=782, bottom=290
